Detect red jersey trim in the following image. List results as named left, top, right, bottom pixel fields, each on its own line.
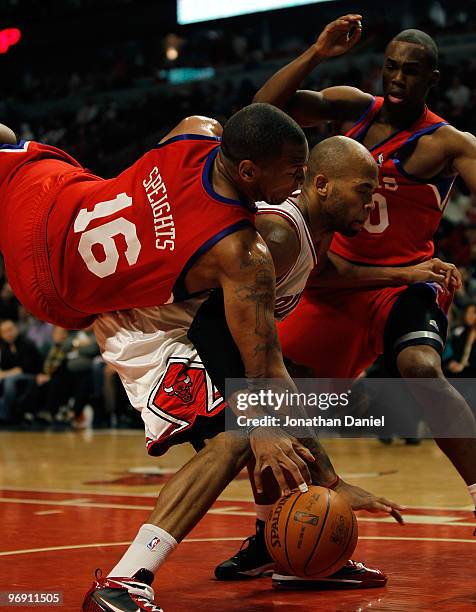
left=202, top=146, right=256, bottom=209
left=346, top=96, right=376, bottom=137
left=154, top=133, right=221, bottom=150
left=0, top=139, right=30, bottom=152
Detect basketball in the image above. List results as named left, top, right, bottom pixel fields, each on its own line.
left=264, top=485, right=358, bottom=578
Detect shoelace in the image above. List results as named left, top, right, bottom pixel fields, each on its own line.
left=234, top=535, right=256, bottom=559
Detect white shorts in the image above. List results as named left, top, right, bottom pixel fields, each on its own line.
left=93, top=298, right=226, bottom=456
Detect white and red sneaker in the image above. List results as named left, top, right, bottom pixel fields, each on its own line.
left=272, top=560, right=387, bottom=590
left=82, top=568, right=163, bottom=611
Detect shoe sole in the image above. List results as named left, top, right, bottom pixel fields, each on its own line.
left=215, top=562, right=275, bottom=580
left=272, top=577, right=387, bottom=590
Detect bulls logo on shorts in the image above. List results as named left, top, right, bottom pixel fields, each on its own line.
left=161, top=364, right=195, bottom=404
left=147, top=358, right=226, bottom=434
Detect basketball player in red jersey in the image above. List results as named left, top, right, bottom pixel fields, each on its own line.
left=250, top=14, right=476, bottom=539
left=0, top=104, right=325, bottom=512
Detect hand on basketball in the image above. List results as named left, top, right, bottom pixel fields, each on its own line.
left=313, top=14, right=362, bottom=58
left=334, top=479, right=405, bottom=524
left=250, top=427, right=315, bottom=496
left=407, top=258, right=462, bottom=290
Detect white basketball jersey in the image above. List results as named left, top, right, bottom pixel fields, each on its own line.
left=256, top=197, right=317, bottom=320
left=93, top=197, right=318, bottom=434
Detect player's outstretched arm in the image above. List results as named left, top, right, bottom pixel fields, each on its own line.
left=0, top=123, right=17, bottom=145
left=310, top=252, right=462, bottom=290
left=158, top=115, right=222, bottom=144
left=253, top=14, right=370, bottom=126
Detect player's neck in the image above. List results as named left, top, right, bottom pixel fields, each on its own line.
left=379, top=101, right=426, bottom=129
left=297, top=190, right=333, bottom=243
left=212, top=151, right=251, bottom=204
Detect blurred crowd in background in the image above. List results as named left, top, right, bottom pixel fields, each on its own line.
left=0, top=0, right=475, bottom=431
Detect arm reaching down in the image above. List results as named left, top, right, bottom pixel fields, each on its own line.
left=212, top=228, right=315, bottom=494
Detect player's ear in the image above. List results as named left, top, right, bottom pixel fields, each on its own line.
left=314, top=173, right=329, bottom=197
left=238, top=159, right=260, bottom=183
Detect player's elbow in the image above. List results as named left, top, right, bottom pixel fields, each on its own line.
left=0, top=123, right=17, bottom=145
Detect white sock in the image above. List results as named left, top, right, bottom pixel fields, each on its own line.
left=255, top=503, right=274, bottom=523
left=468, top=483, right=476, bottom=508
left=108, top=524, right=177, bottom=578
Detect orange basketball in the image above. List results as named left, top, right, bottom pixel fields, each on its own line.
left=264, top=485, right=358, bottom=578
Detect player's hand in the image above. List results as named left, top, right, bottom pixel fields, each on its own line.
left=335, top=479, right=405, bottom=524
left=313, top=14, right=362, bottom=58
left=406, top=258, right=462, bottom=290
left=250, top=427, right=315, bottom=496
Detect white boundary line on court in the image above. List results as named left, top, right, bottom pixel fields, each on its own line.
left=0, top=535, right=474, bottom=558
left=1, top=497, right=475, bottom=528
left=0, top=486, right=473, bottom=511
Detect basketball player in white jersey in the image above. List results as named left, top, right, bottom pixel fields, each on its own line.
left=84, top=136, right=458, bottom=611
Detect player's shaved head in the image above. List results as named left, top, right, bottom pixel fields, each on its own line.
left=302, top=136, right=378, bottom=238
left=305, top=136, right=376, bottom=184
left=389, top=29, right=438, bottom=69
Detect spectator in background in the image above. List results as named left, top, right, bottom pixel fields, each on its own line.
left=33, top=326, right=99, bottom=428
left=446, top=76, right=471, bottom=113
left=446, top=303, right=476, bottom=376
left=66, top=328, right=100, bottom=428
left=33, top=326, right=70, bottom=426
left=0, top=319, right=43, bottom=425
left=17, top=307, right=53, bottom=357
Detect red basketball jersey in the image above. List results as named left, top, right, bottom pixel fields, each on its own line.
left=331, top=97, right=454, bottom=266
left=0, top=136, right=255, bottom=324
left=0, top=139, right=83, bottom=186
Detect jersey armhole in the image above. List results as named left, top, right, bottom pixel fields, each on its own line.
left=345, top=96, right=377, bottom=137
left=155, top=133, right=221, bottom=150
left=172, top=220, right=255, bottom=302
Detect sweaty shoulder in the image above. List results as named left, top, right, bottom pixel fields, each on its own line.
left=159, top=116, right=222, bottom=144
left=256, top=212, right=300, bottom=277
left=432, top=125, right=475, bottom=154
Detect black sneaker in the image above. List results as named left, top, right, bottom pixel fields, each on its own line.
left=272, top=560, right=387, bottom=590
left=82, top=568, right=163, bottom=611
left=214, top=520, right=275, bottom=580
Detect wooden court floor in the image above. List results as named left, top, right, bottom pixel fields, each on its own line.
left=0, top=430, right=475, bottom=611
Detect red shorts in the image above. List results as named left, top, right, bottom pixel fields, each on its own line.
left=277, top=285, right=408, bottom=378
left=0, top=160, right=95, bottom=328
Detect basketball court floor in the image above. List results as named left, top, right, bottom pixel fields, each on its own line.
left=1, top=430, right=475, bottom=611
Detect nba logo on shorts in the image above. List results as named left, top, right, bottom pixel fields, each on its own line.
left=147, top=536, right=161, bottom=551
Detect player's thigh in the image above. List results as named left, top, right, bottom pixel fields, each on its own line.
left=277, top=291, right=371, bottom=377
left=384, top=283, right=448, bottom=376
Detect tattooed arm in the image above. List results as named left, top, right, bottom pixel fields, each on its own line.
left=200, top=227, right=314, bottom=494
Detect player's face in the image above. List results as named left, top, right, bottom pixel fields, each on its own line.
left=330, top=171, right=378, bottom=237
left=258, top=142, right=308, bottom=205
left=382, top=41, right=438, bottom=111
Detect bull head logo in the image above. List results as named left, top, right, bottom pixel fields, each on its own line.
left=163, top=369, right=193, bottom=403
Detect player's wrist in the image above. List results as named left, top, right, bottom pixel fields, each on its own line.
left=309, top=44, right=326, bottom=65
left=326, top=474, right=340, bottom=490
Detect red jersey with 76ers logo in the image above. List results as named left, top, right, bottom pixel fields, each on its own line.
left=331, top=96, right=455, bottom=266
left=0, top=136, right=255, bottom=327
